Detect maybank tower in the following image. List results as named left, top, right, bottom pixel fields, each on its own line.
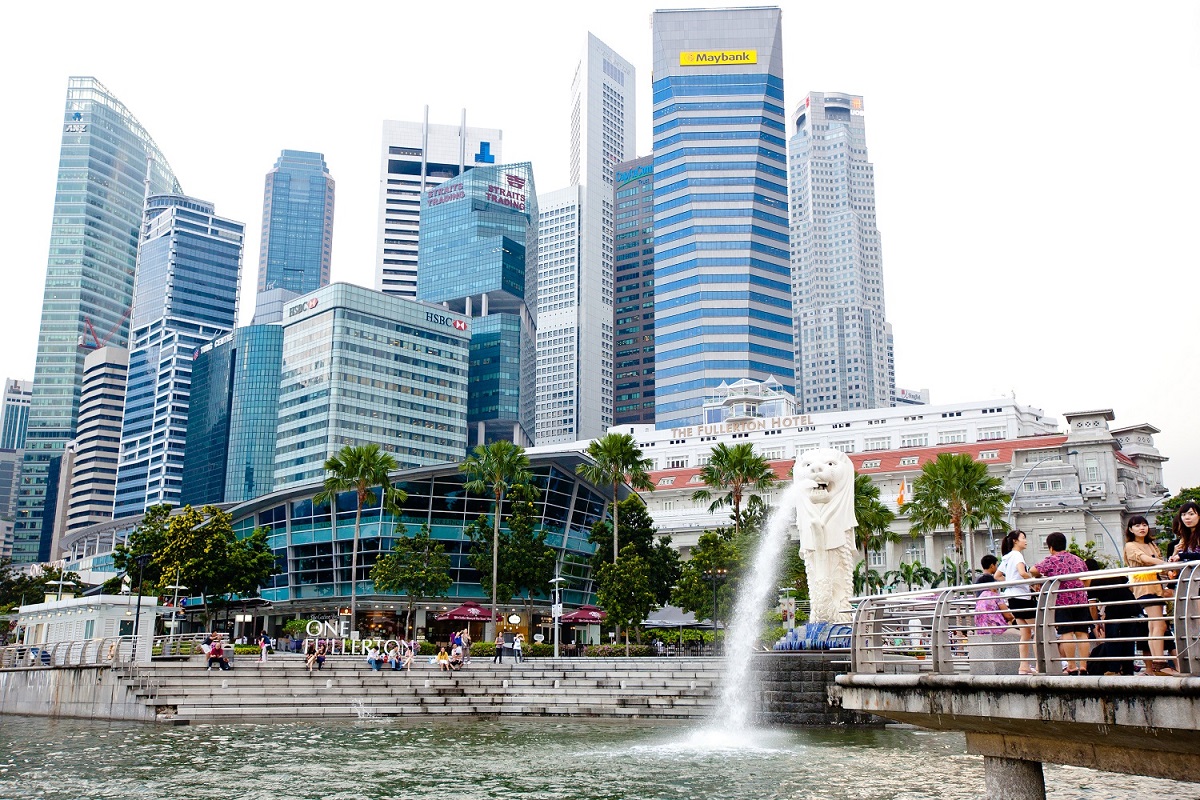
left=651, top=8, right=792, bottom=430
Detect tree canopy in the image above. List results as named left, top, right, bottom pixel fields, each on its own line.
left=901, top=453, right=1010, bottom=556
left=853, top=473, right=899, bottom=561
left=0, top=560, right=86, bottom=613
left=370, top=523, right=453, bottom=637
left=596, top=544, right=657, bottom=656
left=576, top=432, right=654, bottom=564
left=691, top=442, right=777, bottom=537
left=588, top=496, right=681, bottom=608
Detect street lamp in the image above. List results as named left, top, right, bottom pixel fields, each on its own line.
left=1008, top=450, right=1079, bottom=526
left=703, top=568, right=727, bottom=654
left=131, top=554, right=152, bottom=664
left=550, top=575, right=567, bottom=659
left=1057, top=503, right=1124, bottom=565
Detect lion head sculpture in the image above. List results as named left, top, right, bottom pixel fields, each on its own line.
left=794, top=447, right=858, bottom=552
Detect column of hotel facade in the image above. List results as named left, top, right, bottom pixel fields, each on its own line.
left=612, top=157, right=656, bottom=426
left=273, top=284, right=471, bottom=489
left=417, top=163, right=538, bottom=448
left=789, top=92, right=894, bottom=412
left=15, top=77, right=181, bottom=563
left=650, top=8, right=794, bottom=430
left=375, top=112, right=502, bottom=298
left=63, top=347, right=128, bottom=534
left=182, top=324, right=284, bottom=505
left=113, top=195, right=244, bottom=517
left=534, top=35, right=634, bottom=445
left=256, top=150, right=334, bottom=297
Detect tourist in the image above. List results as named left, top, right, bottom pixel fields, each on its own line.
left=493, top=632, right=505, bottom=664
left=258, top=630, right=271, bottom=663
left=208, top=636, right=231, bottom=671
left=461, top=628, right=472, bottom=664
left=306, top=643, right=325, bottom=672
left=996, top=530, right=1037, bottom=674
left=513, top=633, right=525, bottom=663
left=402, top=641, right=415, bottom=672
left=980, top=554, right=999, bottom=578
left=366, top=645, right=383, bottom=671
left=387, top=641, right=403, bottom=671
left=449, top=643, right=464, bottom=670
left=1083, top=558, right=1140, bottom=676
left=1168, top=501, right=1200, bottom=562
left=1124, top=515, right=1178, bottom=675
left=972, top=574, right=1009, bottom=635
left=436, top=646, right=451, bottom=671
left=1030, top=532, right=1090, bottom=675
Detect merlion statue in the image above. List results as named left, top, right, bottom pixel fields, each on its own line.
left=794, top=448, right=858, bottom=622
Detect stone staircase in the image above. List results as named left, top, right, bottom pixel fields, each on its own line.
left=126, top=655, right=723, bottom=723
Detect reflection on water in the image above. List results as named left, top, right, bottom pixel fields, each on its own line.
left=0, top=717, right=1195, bottom=800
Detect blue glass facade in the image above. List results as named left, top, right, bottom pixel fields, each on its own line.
left=114, top=195, right=244, bottom=517
left=257, top=150, right=334, bottom=296
left=612, top=157, right=656, bottom=425
left=274, top=284, right=470, bottom=489
left=15, top=77, right=181, bottom=563
left=417, top=163, right=538, bottom=447
left=183, top=324, right=285, bottom=506
left=1, top=380, right=31, bottom=451
left=650, top=9, right=794, bottom=431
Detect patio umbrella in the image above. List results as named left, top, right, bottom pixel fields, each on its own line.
left=435, top=600, right=498, bottom=622
left=559, top=604, right=607, bottom=623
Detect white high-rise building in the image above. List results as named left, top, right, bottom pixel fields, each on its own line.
left=374, top=110, right=502, bottom=298
left=64, top=347, right=128, bottom=533
left=789, top=91, right=895, bottom=413
left=535, top=34, right=634, bottom=444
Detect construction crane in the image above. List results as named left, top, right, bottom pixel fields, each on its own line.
left=77, top=306, right=133, bottom=350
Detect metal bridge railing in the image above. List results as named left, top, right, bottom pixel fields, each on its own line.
left=849, top=561, right=1200, bottom=676
left=0, top=633, right=211, bottom=670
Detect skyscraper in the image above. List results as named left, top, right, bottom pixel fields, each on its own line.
left=611, top=156, right=656, bottom=426
left=182, top=324, right=284, bottom=505
left=651, top=8, right=793, bottom=430
left=63, top=347, right=128, bottom=533
left=256, top=150, right=334, bottom=298
left=113, top=195, right=244, bottom=517
left=1, top=380, right=31, bottom=450
left=15, top=77, right=180, bottom=563
left=534, top=35, right=634, bottom=444
left=789, top=92, right=894, bottom=412
left=375, top=111, right=502, bottom=298
left=273, top=284, right=470, bottom=489
left=418, top=163, right=538, bottom=448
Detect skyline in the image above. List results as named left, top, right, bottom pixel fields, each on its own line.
left=2, top=1, right=1198, bottom=488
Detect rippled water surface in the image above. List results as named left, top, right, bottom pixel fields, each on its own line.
left=1, top=717, right=1195, bottom=800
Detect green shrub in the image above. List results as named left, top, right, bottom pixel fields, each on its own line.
left=233, top=644, right=260, bottom=655
left=585, top=644, right=656, bottom=657
left=525, top=642, right=553, bottom=658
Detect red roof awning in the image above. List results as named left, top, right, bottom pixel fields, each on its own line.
left=560, top=604, right=607, bottom=623
left=435, top=600, right=498, bottom=622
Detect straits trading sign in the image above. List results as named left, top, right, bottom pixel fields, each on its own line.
left=428, top=181, right=465, bottom=207
left=485, top=173, right=526, bottom=211
left=679, top=49, right=757, bottom=67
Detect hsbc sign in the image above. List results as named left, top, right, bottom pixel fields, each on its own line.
left=288, top=297, right=320, bottom=318
left=426, top=311, right=468, bottom=332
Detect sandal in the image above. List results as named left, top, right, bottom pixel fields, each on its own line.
left=1151, top=663, right=1182, bottom=677
left=1018, top=666, right=1038, bottom=675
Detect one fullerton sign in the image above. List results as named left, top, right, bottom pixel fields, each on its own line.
left=679, top=50, right=757, bottom=66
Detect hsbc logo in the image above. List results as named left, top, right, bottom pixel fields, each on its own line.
left=288, top=297, right=319, bottom=318
left=426, top=311, right=469, bottom=332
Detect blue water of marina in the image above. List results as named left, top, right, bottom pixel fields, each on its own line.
left=0, top=716, right=1194, bottom=799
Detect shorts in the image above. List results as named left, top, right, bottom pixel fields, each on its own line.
left=1054, top=603, right=1091, bottom=633
left=1007, top=595, right=1036, bottom=621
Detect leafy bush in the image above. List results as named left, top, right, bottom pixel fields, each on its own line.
left=585, top=644, right=657, bottom=657
left=525, top=642, right=553, bottom=658
left=233, top=644, right=261, bottom=655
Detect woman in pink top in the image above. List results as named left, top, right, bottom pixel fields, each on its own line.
left=1031, top=532, right=1090, bottom=675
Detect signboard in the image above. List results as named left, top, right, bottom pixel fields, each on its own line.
left=616, top=163, right=652, bottom=187
left=428, top=181, right=465, bottom=206
left=288, top=296, right=319, bottom=318
left=551, top=603, right=563, bottom=619
left=679, top=50, right=757, bottom=67
left=425, top=310, right=469, bottom=333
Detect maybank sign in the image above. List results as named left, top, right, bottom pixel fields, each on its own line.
left=679, top=49, right=757, bottom=67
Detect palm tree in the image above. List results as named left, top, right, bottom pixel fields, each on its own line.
left=853, top=473, right=898, bottom=563
left=901, top=452, right=1010, bottom=557
left=884, top=560, right=937, bottom=592
left=461, top=440, right=532, bottom=639
left=691, top=442, right=777, bottom=538
left=576, top=433, right=654, bottom=564
left=313, top=444, right=407, bottom=630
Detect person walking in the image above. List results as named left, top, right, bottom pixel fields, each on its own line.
left=513, top=633, right=524, bottom=664
left=258, top=630, right=271, bottom=663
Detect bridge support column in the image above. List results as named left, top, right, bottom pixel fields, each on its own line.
left=982, top=756, right=1045, bottom=800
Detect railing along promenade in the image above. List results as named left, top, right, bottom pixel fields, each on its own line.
left=0, top=632, right=209, bottom=669
left=836, top=561, right=1200, bottom=798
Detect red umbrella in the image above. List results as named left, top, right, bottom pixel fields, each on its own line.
left=435, top=600, right=498, bottom=622
left=560, top=604, right=607, bottom=623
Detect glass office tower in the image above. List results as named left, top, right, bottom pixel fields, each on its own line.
left=611, top=156, right=656, bottom=426
left=1, top=380, right=31, bottom=450
left=113, top=195, right=244, bottom=517
left=650, top=8, right=793, bottom=431
left=789, top=92, right=895, bottom=412
left=256, top=150, right=334, bottom=297
left=15, top=77, right=181, bottom=563
left=417, top=163, right=538, bottom=448
left=182, top=324, right=284, bottom=505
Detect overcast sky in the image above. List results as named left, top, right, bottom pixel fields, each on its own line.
left=2, top=1, right=1198, bottom=488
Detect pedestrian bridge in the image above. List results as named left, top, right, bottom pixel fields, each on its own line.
left=835, top=561, right=1200, bottom=797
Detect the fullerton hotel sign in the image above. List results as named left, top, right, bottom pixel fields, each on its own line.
left=670, top=414, right=816, bottom=440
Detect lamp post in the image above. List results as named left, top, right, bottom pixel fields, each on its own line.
left=550, top=575, right=567, bottom=659
left=130, top=554, right=151, bottom=664
left=1008, top=450, right=1079, bottom=526
left=1058, top=503, right=1124, bottom=565
left=703, top=568, right=727, bottom=655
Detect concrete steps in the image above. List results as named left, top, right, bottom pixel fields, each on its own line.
left=129, top=656, right=724, bottom=722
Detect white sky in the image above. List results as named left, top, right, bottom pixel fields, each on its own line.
left=2, top=1, right=1198, bottom=488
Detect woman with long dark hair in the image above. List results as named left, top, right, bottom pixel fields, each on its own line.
left=1168, top=501, right=1200, bottom=562
left=1124, top=515, right=1175, bottom=675
left=997, top=529, right=1036, bottom=673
